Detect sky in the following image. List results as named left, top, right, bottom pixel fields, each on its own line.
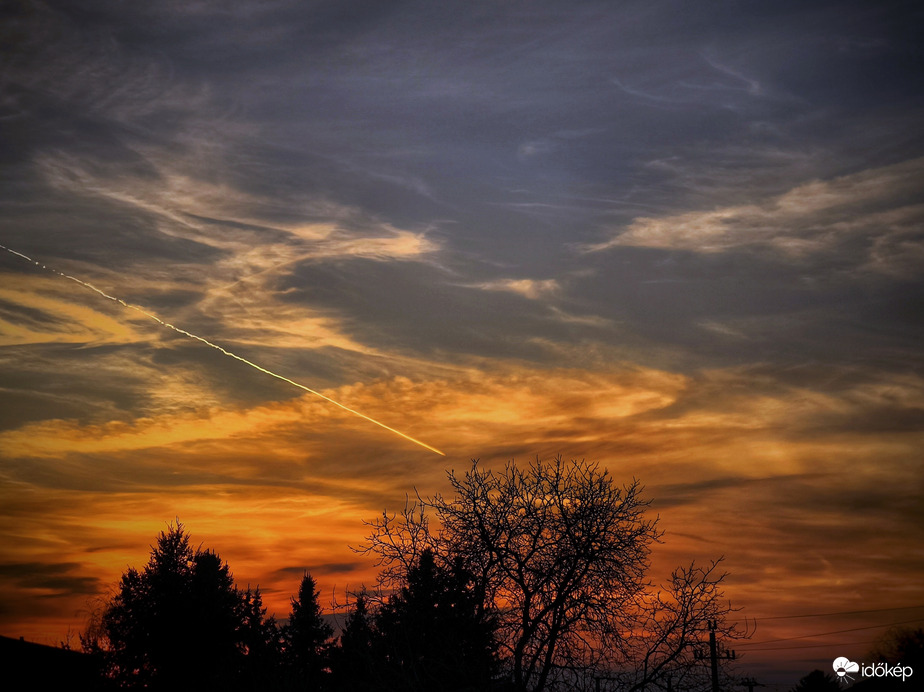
left=1, top=0, right=922, bottom=686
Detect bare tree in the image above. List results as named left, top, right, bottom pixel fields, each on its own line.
left=362, top=496, right=438, bottom=598
left=602, top=559, right=746, bottom=692
left=362, top=456, right=677, bottom=692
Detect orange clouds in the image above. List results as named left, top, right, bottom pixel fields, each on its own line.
left=1, top=356, right=921, bottom=667
left=0, top=363, right=688, bottom=464
left=0, top=275, right=146, bottom=347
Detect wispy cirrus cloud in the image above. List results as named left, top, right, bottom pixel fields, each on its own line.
left=35, top=151, right=440, bottom=266
left=465, top=278, right=560, bottom=300
left=585, top=158, right=924, bottom=277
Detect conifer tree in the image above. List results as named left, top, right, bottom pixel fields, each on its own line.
left=96, top=522, right=274, bottom=691
left=330, top=594, right=378, bottom=691
left=284, top=572, right=333, bottom=690
left=375, top=549, right=497, bottom=691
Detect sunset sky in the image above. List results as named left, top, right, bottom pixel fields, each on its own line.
left=1, top=1, right=922, bottom=686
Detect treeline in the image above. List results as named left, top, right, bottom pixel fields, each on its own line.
left=82, top=523, right=495, bottom=691
left=80, top=457, right=746, bottom=692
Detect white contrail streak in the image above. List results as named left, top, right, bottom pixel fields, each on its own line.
left=1, top=244, right=445, bottom=456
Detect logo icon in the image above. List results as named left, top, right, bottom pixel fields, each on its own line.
left=833, top=657, right=860, bottom=684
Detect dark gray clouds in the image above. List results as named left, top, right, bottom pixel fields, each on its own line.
left=4, top=0, right=922, bottom=378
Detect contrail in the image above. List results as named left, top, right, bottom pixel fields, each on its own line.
left=1, top=244, right=445, bottom=456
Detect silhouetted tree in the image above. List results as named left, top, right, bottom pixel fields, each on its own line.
left=868, top=626, right=924, bottom=669
left=606, top=559, right=743, bottom=692
left=791, top=669, right=840, bottom=692
left=373, top=549, right=498, bottom=691
left=284, top=572, right=333, bottom=690
left=240, top=587, right=283, bottom=691
left=93, top=522, right=275, bottom=691
left=845, top=626, right=924, bottom=691
left=329, top=593, right=378, bottom=691
left=362, top=456, right=743, bottom=692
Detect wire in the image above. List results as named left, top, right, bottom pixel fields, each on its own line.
left=742, top=640, right=876, bottom=653
left=751, top=604, right=924, bottom=621
left=738, top=617, right=924, bottom=647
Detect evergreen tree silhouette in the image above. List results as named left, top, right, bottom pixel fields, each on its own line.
left=329, top=593, right=378, bottom=691
left=284, top=572, right=333, bottom=690
left=240, top=586, right=283, bottom=691
left=375, top=549, right=497, bottom=691
left=99, top=522, right=273, bottom=691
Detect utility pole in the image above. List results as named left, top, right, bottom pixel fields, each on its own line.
left=739, top=677, right=762, bottom=692
left=709, top=620, right=720, bottom=692
left=706, top=619, right=736, bottom=692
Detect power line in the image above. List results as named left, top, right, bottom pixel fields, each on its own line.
left=752, top=604, right=924, bottom=621
left=742, top=640, right=877, bottom=653
left=738, top=616, right=924, bottom=647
